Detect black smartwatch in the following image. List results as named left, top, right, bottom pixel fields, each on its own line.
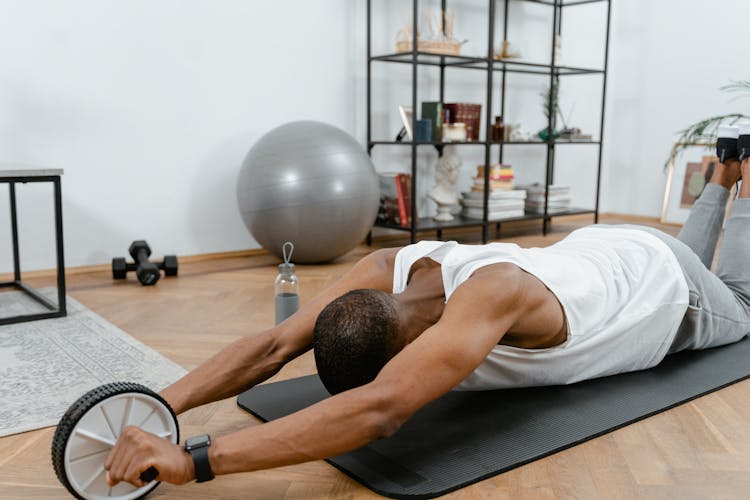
left=184, top=434, right=215, bottom=483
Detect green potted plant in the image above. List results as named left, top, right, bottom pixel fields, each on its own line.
left=538, top=81, right=561, bottom=141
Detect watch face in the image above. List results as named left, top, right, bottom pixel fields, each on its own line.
left=185, top=434, right=211, bottom=451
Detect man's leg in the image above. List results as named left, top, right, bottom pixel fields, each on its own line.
left=631, top=160, right=748, bottom=353
left=676, top=161, right=739, bottom=268
left=667, top=159, right=750, bottom=352
left=715, top=159, right=750, bottom=308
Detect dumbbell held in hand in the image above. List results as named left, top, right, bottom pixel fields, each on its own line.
left=112, top=240, right=178, bottom=286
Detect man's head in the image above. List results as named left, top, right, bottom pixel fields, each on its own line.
left=313, top=289, right=403, bottom=395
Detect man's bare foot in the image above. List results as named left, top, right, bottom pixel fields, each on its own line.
left=711, top=160, right=742, bottom=190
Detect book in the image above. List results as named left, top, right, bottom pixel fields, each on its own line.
left=377, top=172, right=413, bottom=228
left=461, top=190, right=527, bottom=200
left=460, top=198, right=525, bottom=209
left=377, top=173, right=402, bottom=226
left=525, top=205, right=571, bottom=214
left=477, top=164, right=514, bottom=181
left=401, top=174, right=413, bottom=226
left=525, top=199, right=571, bottom=207
left=398, top=173, right=413, bottom=226
left=445, top=103, right=482, bottom=141
left=462, top=208, right=526, bottom=220
left=526, top=195, right=571, bottom=204
left=421, top=102, right=443, bottom=142
left=472, top=180, right=514, bottom=191
left=520, top=183, right=571, bottom=196
left=394, top=174, right=408, bottom=227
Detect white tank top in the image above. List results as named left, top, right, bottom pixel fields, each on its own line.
left=392, top=226, right=689, bottom=390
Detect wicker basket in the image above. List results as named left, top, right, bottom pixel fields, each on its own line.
left=395, top=39, right=462, bottom=56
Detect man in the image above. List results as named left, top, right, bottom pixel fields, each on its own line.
left=104, top=158, right=750, bottom=489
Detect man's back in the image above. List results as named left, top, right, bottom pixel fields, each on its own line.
left=393, top=225, right=689, bottom=390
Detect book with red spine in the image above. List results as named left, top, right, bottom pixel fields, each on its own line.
left=394, top=173, right=408, bottom=227
left=399, top=173, right=413, bottom=226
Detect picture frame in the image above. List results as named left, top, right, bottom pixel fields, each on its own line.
left=399, top=105, right=413, bottom=140
left=661, top=143, right=735, bottom=225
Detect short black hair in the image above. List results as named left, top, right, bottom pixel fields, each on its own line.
left=313, top=289, right=401, bottom=395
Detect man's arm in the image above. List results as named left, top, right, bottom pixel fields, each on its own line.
left=104, top=264, right=536, bottom=487
left=161, top=247, right=400, bottom=414
left=206, top=266, right=530, bottom=474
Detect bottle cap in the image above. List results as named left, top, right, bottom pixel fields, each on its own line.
left=278, top=262, right=296, bottom=274
left=739, top=122, right=750, bottom=136
left=718, top=125, right=739, bottom=139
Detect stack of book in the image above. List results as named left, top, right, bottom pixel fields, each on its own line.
left=522, top=183, right=571, bottom=214
left=461, top=190, right=527, bottom=220
left=471, top=163, right=514, bottom=192
left=461, top=164, right=526, bottom=220
left=377, top=172, right=413, bottom=227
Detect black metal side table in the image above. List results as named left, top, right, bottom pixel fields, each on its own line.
left=1, top=168, right=66, bottom=325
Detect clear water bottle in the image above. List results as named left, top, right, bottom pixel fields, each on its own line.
left=275, top=242, right=299, bottom=325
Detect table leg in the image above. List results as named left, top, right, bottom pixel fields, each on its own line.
left=53, top=177, right=67, bottom=316
left=9, top=182, right=21, bottom=282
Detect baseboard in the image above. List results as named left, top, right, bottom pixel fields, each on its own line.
left=599, top=212, right=663, bottom=223
left=0, top=248, right=270, bottom=281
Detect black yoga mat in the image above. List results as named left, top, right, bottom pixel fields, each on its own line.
left=237, top=336, right=750, bottom=499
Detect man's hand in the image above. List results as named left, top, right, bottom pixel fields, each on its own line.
left=104, top=426, right=194, bottom=488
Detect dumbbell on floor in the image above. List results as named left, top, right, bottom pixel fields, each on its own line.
left=112, top=240, right=178, bottom=286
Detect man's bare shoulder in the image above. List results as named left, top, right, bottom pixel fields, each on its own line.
left=363, top=247, right=400, bottom=272
left=449, top=262, right=546, bottom=314
left=445, top=262, right=526, bottom=310
left=466, top=262, right=528, bottom=291
left=453, top=261, right=567, bottom=348
left=351, top=248, right=402, bottom=291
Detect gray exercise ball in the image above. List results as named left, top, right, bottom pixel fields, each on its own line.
left=237, top=121, right=380, bottom=263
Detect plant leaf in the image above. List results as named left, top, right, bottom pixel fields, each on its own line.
left=665, top=113, right=748, bottom=169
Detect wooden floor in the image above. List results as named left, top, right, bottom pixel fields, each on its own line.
left=2, top=215, right=750, bottom=499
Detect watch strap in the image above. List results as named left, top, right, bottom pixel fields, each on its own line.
left=189, top=443, right=215, bottom=483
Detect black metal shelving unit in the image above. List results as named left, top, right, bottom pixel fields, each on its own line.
left=366, top=0, right=612, bottom=244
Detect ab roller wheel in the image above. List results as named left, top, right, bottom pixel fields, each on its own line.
left=51, top=382, right=179, bottom=500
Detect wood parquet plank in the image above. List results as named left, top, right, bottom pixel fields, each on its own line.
left=2, top=215, right=747, bottom=499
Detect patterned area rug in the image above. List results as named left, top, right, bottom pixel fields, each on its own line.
left=0, top=289, right=187, bottom=437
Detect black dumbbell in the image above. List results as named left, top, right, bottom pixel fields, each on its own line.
left=112, top=240, right=178, bottom=286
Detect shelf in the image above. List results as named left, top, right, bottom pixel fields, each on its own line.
left=366, top=0, right=610, bottom=244
left=378, top=215, right=484, bottom=232
left=374, top=208, right=596, bottom=233
left=369, top=139, right=601, bottom=147
left=493, top=59, right=604, bottom=76
left=541, top=207, right=597, bottom=217
left=370, top=140, right=488, bottom=147
left=518, top=0, right=609, bottom=6
left=370, top=52, right=487, bottom=68
left=370, top=52, right=604, bottom=76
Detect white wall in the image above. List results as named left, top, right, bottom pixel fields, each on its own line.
left=1, top=0, right=745, bottom=273
left=0, top=0, right=363, bottom=272
left=603, top=0, right=749, bottom=216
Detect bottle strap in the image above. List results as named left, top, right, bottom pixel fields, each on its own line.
left=283, top=242, right=294, bottom=264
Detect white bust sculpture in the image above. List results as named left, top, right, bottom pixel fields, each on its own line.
left=428, top=146, right=461, bottom=221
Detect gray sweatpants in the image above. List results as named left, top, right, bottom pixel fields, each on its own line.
left=622, top=183, right=750, bottom=353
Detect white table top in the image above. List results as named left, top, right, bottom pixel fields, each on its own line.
left=0, top=164, right=64, bottom=177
